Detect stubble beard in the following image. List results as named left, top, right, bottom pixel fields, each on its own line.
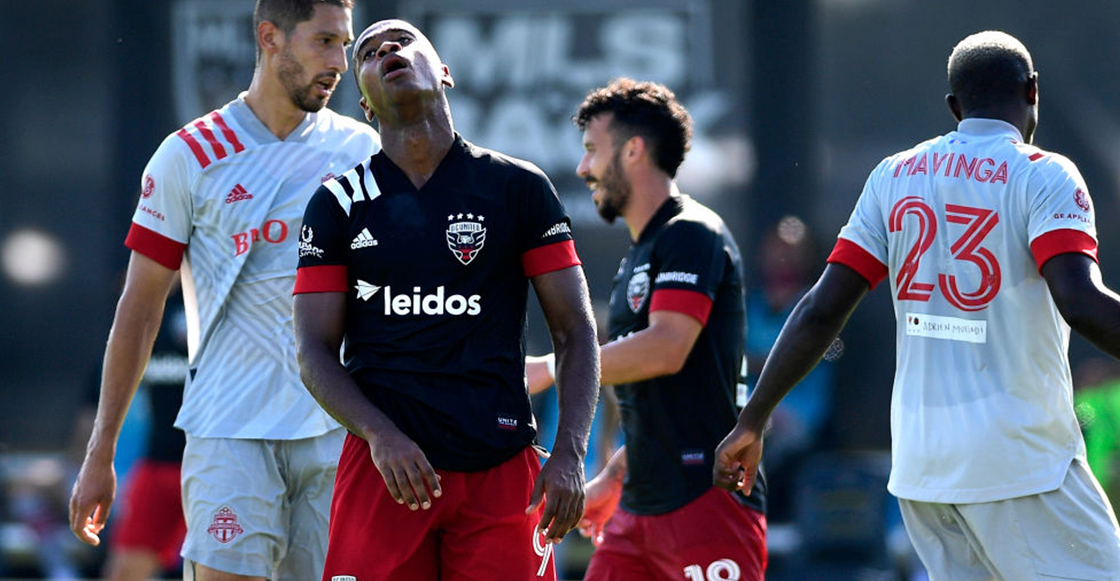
left=278, top=44, right=329, bottom=113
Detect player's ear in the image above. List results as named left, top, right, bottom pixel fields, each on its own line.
left=359, top=96, right=375, bottom=122
left=1025, top=71, right=1039, bottom=106
left=441, top=64, right=455, bottom=89
left=945, top=93, right=963, bottom=123
left=257, top=20, right=283, bottom=57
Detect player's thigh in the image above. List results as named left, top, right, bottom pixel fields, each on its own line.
left=898, top=499, right=995, bottom=581
left=584, top=509, right=653, bottom=581
left=273, top=429, right=344, bottom=581
left=321, top=432, right=440, bottom=581
left=441, top=447, right=556, bottom=581
left=962, top=459, right=1120, bottom=580
left=645, top=488, right=766, bottom=581
left=181, top=436, right=286, bottom=579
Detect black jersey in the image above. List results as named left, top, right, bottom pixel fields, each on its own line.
left=608, top=194, right=766, bottom=515
left=295, top=135, right=580, bottom=472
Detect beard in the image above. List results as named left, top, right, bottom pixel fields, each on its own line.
left=278, top=44, right=331, bottom=113
left=594, top=150, right=631, bottom=224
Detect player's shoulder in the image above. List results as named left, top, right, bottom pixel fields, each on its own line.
left=460, top=137, right=552, bottom=184
left=156, top=101, right=253, bottom=172
left=1009, top=142, right=1081, bottom=177
left=313, top=156, right=379, bottom=216
left=316, top=107, right=379, bottom=138
left=662, top=195, right=727, bottom=240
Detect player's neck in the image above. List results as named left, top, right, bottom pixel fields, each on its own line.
left=623, top=178, right=675, bottom=242
left=380, top=120, right=456, bottom=190
left=244, top=75, right=309, bottom=141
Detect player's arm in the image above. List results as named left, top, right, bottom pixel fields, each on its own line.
left=1043, top=253, right=1120, bottom=358
left=69, top=251, right=177, bottom=545
left=528, top=265, right=600, bottom=543
left=527, top=310, right=701, bottom=395
left=294, top=292, right=441, bottom=511
left=714, top=263, right=867, bottom=492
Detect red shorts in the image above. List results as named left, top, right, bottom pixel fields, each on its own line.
left=584, top=487, right=767, bottom=581
left=322, top=434, right=556, bottom=581
left=111, top=460, right=186, bottom=569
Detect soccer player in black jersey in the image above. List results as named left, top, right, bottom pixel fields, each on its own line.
left=528, top=78, right=767, bottom=580
left=293, top=19, right=600, bottom=581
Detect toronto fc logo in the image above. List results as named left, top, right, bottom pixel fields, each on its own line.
left=627, top=271, right=650, bottom=313
left=207, top=506, right=244, bottom=544
left=447, top=213, right=487, bottom=265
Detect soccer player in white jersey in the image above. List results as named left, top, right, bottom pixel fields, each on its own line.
left=68, top=1, right=379, bottom=580
left=713, top=30, right=1120, bottom=580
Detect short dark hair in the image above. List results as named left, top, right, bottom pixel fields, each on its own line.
left=947, top=31, right=1033, bottom=112
left=574, top=78, right=692, bottom=178
left=254, top=0, right=353, bottom=36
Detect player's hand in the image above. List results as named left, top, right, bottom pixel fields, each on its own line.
left=367, top=430, right=441, bottom=511
left=713, top=424, right=764, bottom=493
left=527, top=448, right=585, bottom=544
left=578, top=470, right=622, bottom=546
left=68, top=456, right=117, bottom=546
left=525, top=355, right=555, bottom=395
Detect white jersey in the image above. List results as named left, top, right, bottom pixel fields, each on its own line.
left=127, top=95, right=380, bottom=439
left=829, top=118, right=1097, bottom=503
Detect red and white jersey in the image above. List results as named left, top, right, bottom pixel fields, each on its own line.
left=829, top=118, right=1097, bottom=503
left=127, top=95, right=380, bottom=439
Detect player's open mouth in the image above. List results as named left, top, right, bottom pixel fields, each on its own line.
left=381, top=55, right=409, bottom=79
left=315, top=77, right=337, bottom=96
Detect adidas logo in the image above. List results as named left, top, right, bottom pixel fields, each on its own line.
left=225, top=184, right=252, bottom=204
left=351, top=228, right=378, bottom=249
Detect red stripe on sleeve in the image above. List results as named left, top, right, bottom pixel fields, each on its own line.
left=650, top=289, right=713, bottom=326
left=1029, top=152, right=1045, bottom=162
left=125, top=223, right=186, bottom=270
left=176, top=128, right=211, bottom=169
left=210, top=112, right=245, bottom=153
left=522, top=240, right=581, bottom=278
left=294, top=265, right=349, bottom=294
left=827, top=238, right=888, bottom=290
left=194, top=120, right=228, bottom=161
left=1030, top=229, right=1098, bottom=272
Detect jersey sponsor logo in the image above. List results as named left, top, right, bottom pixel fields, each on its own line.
left=681, top=449, right=706, bottom=465
left=351, top=228, right=379, bottom=249
left=627, top=271, right=650, bottom=313
left=206, top=506, right=244, bottom=544
left=139, top=204, right=166, bottom=222
left=381, top=285, right=482, bottom=316
left=892, top=152, right=1008, bottom=184
left=1075, top=188, right=1091, bottom=212
left=142, top=174, right=155, bottom=198
left=232, top=219, right=289, bottom=256
left=447, top=213, right=487, bottom=265
left=355, top=279, right=381, bottom=301
left=655, top=271, right=699, bottom=285
left=299, top=225, right=324, bottom=259
left=497, top=416, right=518, bottom=431
left=541, top=221, right=571, bottom=238
left=224, top=183, right=252, bottom=204
left=905, top=312, right=987, bottom=344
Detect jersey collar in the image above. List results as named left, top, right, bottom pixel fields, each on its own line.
left=637, top=194, right=686, bottom=244
left=956, top=118, right=1024, bottom=143
left=227, top=92, right=318, bottom=144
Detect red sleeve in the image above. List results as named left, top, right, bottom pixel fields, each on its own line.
left=1030, top=229, right=1098, bottom=272
left=649, top=289, right=714, bottom=326
left=125, top=222, right=187, bottom=270
left=294, top=265, right=348, bottom=294
left=522, top=240, right=581, bottom=278
left=827, top=238, right=888, bottom=290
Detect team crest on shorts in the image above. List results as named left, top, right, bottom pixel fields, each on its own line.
left=627, top=271, right=650, bottom=313
left=447, top=213, right=487, bottom=265
left=207, top=506, right=244, bottom=544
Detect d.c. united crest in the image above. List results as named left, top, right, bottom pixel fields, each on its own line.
left=627, top=271, right=650, bottom=313
left=447, top=213, right=486, bottom=265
